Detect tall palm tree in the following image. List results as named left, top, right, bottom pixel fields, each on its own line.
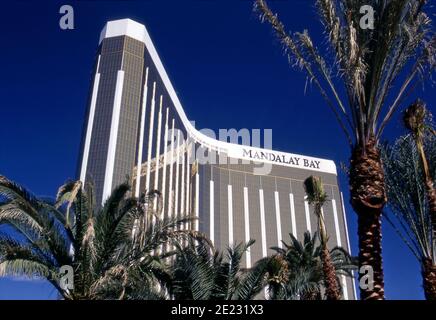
left=382, top=133, right=436, bottom=299
left=261, top=232, right=356, bottom=300
left=304, top=176, right=341, bottom=299
left=254, top=0, right=435, bottom=299
left=0, top=176, right=198, bottom=299
left=403, top=100, right=436, bottom=238
left=170, top=238, right=266, bottom=300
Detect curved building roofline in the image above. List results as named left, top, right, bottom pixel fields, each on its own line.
left=99, top=18, right=337, bottom=175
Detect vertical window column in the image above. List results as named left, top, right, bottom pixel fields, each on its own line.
left=102, top=69, right=125, bottom=204
left=153, top=96, right=163, bottom=192
left=174, top=130, right=181, bottom=227
left=145, top=82, right=157, bottom=192
left=153, top=96, right=163, bottom=216
left=180, top=143, right=186, bottom=227
left=167, top=119, right=175, bottom=219
left=161, top=107, right=169, bottom=217
left=185, top=140, right=191, bottom=231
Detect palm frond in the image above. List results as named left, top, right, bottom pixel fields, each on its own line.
left=382, top=133, right=436, bottom=261
left=55, top=180, right=82, bottom=228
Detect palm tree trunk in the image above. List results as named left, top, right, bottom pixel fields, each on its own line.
left=349, top=137, right=386, bottom=300
left=422, top=258, right=436, bottom=300
left=416, top=142, right=436, bottom=240
left=316, top=204, right=341, bottom=300
left=321, top=246, right=341, bottom=300
left=425, top=177, right=436, bottom=239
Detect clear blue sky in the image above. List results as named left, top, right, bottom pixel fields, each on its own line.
left=0, top=0, right=434, bottom=299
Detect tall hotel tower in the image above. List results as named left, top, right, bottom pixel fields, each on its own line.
left=78, top=18, right=356, bottom=299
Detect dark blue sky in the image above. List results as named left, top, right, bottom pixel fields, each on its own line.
left=0, top=0, right=434, bottom=299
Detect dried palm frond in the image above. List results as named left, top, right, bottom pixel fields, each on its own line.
left=254, top=0, right=435, bottom=148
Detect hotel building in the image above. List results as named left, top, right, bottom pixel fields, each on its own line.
left=77, top=18, right=356, bottom=299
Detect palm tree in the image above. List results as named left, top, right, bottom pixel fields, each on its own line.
left=261, top=232, right=356, bottom=300
left=382, top=133, right=436, bottom=299
left=0, top=176, right=198, bottom=299
left=403, top=100, right=436, bottom=239
left=170, top=238, right=266, bottom=300
left=304, top=176, right=340, bottom=299
left=254, top=0, right=435, bottom=299
left=258, top=254, right=291, bottom=300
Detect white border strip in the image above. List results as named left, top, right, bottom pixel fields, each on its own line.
left=341, top=275, right=349, bottom=300
left=274, top=191, right=283, bottom=248
left=289, top=193, right=297, bottom=238
left=80, top=55, right=101, bottom=184
left=209, top=180, right=214, bottom=244
left=331, top=199, right=342, bottom=247
left=243, top=187, right=251, bottom=268
left=341, top=192, right=357, bottom=300
left=304, top=198, right=312, bottom=233
left=195, top=172, right=199, bottom=232
left=340, top=193, right=352, bottom=255
left=135, top=67, right=149, bottom=197
left=332, top=198, right=350, bottom=299
left=228, top=185, right=234, bottom=246
left=259, top=189, right=267, bottom=257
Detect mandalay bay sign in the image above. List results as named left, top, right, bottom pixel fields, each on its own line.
left=242, top=149, right=322, bottom=170
left=163, top=126, right=337, bottom=175
left=235, top=147, right=336, bottom=175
